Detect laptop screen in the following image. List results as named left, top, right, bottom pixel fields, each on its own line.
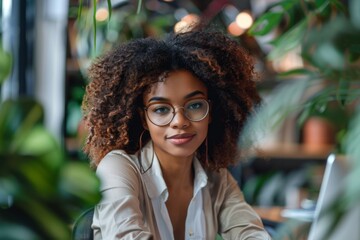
left=307, top=154, right=360, bottom=240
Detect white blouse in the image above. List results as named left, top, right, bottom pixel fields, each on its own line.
left=146, top=147, right=207, bottom=239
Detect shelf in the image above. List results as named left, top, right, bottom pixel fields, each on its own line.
left=255, top=143, right=334, bottom=161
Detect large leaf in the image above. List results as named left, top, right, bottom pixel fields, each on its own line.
left=0, top=99, right=44, bottom=153
left=248, top=12, right=283, bottom=36
left=239, top=78, right=310, bottom=151
left=0, top=98, right=100, bottom=239
left=302, top=16, right=360, bottom=70
left=59, top=162, right=101, bottom=206
left=268, top=19, right=307, bottom=60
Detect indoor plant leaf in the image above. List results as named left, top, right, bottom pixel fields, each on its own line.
left=268, top=18, right=307, bottom=60
left=248, top=12, right=283, bottom=36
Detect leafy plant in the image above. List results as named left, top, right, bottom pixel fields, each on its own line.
left=74, top=2, right=175, bottom=60
left=77, top=0, right=146, bottom=49
left=0, top=25, right=100, bottom=240
left=244, top=0, right=360, bottom=238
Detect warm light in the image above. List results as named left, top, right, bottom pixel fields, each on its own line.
left=228, top=22, right=245, bottom=36
left=95, top=8, right=109, bottom=22
left=174, top=14, right=200, bottom=33
left=182, top=14, right=200, bottom=24
left=174, top=21, right=190, bottom=33
left=272, top=47, right=304, bottom=72
left=235, top=12, right=253, bottom=29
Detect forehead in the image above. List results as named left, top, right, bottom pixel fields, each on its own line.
left=144, top=70, right=207, bottom=102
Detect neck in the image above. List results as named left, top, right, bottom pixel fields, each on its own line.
left=156, top=152, right=194, bottom=189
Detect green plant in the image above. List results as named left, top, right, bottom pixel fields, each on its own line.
left=0, top=28, right=100, bottom=240
left=244, top=0, right=360, bottom=239
left=0, top=41, right=12, bottom=85
left=74, top=2, right=175, bottom=60
left=76, top=0, right=145, bottom=50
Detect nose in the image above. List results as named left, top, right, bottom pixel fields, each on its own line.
left=169, top=108, right=189, bottom=128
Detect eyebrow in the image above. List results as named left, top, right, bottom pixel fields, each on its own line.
left=147, top=90, right=206, bottom=103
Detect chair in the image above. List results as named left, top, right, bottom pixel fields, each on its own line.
left=262, top=218, right=281, bottom=237
left=72, top=207, right=94, bottom=240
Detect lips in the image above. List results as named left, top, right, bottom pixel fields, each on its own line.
left=167, top=133, right=195, bottom=145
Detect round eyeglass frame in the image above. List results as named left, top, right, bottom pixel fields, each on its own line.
left=144, top=99, right=210, bottom=126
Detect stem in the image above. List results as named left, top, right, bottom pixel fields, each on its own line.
left=137, top=0, right=143, bottom=14
left=93, top=0, right=97, bottom=53
left=78, top=0, right=83, bottom=19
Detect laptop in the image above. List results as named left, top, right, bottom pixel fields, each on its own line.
left=307, top=154, right=360, bottom=240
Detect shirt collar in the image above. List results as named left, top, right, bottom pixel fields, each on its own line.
left=193, top=155, right=208, bottom=196
left=139, top=141, right=208, bottom=200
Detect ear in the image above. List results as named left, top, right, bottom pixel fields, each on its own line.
left=138, top=108, right=149, bottom=130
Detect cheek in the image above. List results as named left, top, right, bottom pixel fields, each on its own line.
left=146, top=121, right=165, bottom=139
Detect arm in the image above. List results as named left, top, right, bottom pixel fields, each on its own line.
left=218, top=170, right=272, bottom=240
left=93, top=151, right=153, bottom=240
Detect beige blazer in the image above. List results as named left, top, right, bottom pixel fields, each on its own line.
left=92, top=142, right=271, bottom=239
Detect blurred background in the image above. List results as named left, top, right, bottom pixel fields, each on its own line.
left=1, top=0, right=359, bottom=239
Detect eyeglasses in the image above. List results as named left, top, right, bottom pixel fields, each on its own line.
left=144, top=99, right=210, bottom=126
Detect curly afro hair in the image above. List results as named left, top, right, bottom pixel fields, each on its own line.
left=82, top=29, right=260, bottom=170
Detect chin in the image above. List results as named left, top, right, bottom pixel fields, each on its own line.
left=166, top=143, right=200, bottom=158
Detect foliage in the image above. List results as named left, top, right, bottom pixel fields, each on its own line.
left=245, top=0, right=360, bottom=239
left=245, top=0, right=360, bottom=153
left=0, top=41, right=12, bottom=84
left=0, top=26, right=101, bottom=240
left=74, top=2, right=175, bottom=61
left=76, top=8, right=174, bottom=58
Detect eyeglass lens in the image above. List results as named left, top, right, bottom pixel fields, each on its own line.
left=145, top=99, right=209, bottom=126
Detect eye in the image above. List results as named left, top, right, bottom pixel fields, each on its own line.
left=150, top=104, right=172, bottom=115
left=187, top=100, right=204, bottom=110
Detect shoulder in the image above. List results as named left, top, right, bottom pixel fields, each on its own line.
left=206, top=168, right=241, bottom=198
left=97, top=150, right=139, bottom=173
left=207, top=168, right=235, bottom=186
left=96, top=150, right=141, bottom=189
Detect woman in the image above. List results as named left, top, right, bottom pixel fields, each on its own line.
left=82, top=28, right=271, bottom=239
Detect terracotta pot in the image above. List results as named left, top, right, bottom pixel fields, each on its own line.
left=302, top=117, right=336, bottom=152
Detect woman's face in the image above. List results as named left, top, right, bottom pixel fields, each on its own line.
left=142, top=70, right=210, bottom=161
